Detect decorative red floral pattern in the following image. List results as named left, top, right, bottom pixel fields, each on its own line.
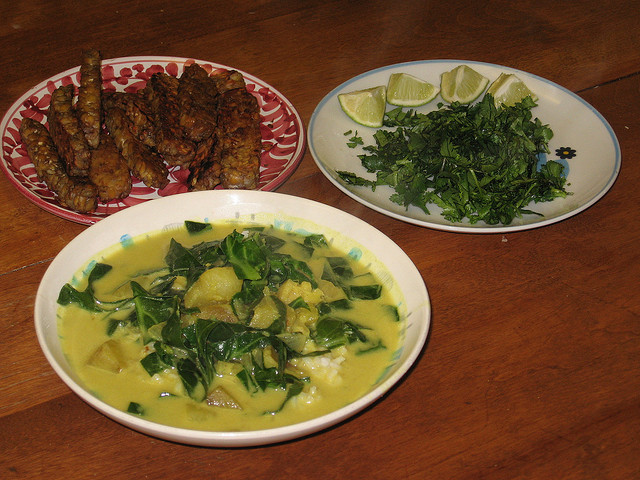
left=0, top=57, right=306, bottom=225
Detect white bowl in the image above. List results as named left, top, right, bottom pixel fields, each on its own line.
left=35, top=190, right=431, bottom=447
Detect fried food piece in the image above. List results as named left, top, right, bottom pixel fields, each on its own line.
left=47, top=84, right=91, bottom=177
left=187, top=134, right=221, bottom=190
left=19, top=118, right=97, bottom=213
left=187, top=70, right=258, bottom=191
left=89, top=131, right=132, bottom=201
left=77, top=49, right=102, bottom=149
left=143, top=73, right=195, bottom=167
left=103, top=99, right=169, bottom=189
left=178, top=63, right=220, bottom=142
left=104, top=91, right=156, bottom=148
left=209, top=69, right=246, bottom=93
left=188, top=84, right=261, bottom=191
left=216, top=87, right=262, bottom=189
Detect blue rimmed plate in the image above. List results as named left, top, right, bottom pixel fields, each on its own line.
left=308, top=60, right=620, bottom=233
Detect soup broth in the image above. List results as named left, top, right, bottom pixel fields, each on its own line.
left=58, top=221, right=404, bottom=431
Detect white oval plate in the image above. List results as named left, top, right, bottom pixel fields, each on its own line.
left=35, top=190, right=430, bottom=447
left=1, top=56, right=306, bottom=225
left=308, top=60, right=621, bottom=233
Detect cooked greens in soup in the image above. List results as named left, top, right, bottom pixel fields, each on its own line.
left=57, top=221, right=404, bottom=431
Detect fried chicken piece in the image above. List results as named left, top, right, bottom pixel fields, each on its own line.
left=103, top=91, right=156, bottom=148
left=103, top=99, right=169, bottom=189
left=178, top=64, right=220, bottom=143
left=89, top=131, right=132, bottom=201
left=216, top=87, right=261, bottom=189
left=76, top=49, right=102, bottom=149
left=143, top=73, right=195, bottom=167
left=19, top=118, right=97, bottom=213
left=47, top=84, right=91, bottom=177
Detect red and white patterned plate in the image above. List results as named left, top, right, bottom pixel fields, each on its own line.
left=0, top=56, right=306, bottom=225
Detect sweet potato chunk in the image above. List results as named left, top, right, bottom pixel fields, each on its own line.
left=87, top=339, right=129, bottom=373
left=184, top=267, right=243, bottom=308
left=206, top=386, right=242, bottom=410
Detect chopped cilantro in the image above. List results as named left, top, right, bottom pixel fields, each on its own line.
left=338, top=94, right=569, bottom=225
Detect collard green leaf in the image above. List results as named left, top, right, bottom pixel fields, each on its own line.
left=321, top=257, right=355, bottom=295
left=264, top=296, right=288, bottom=334
left=87, top=262, right=113, bottom=283
left=164, top=239, right=206, bottom=287
left=131, top=281, right=180, bottom=343
left=57, top=283, right=101, bottom=311
left=264, top=375, right=308, bottom=415
left=148, top=273, right=182, bottom=296
left=184, top=220, right=212, bottom=234
left=176, top=357, right=207, bottom=400
left=326, top=257, right=353, bottom=280
left=140, top=351, right=167, bottom=376
left=303, top=234, right=328, bottom=249
left=347, top=284, right=382, bottom=300
left=231, top=279, right=266, bottom=323
left=384, top=304, right=400, bottom=322
left=106, top=318, right=129, bottom=336
left=187, top=240, right=225, bottom=267
left=127, top=402, right=144, bottom=415
left=312, top=317, right=368, bottom=349
left=220, top=230, right=267, bottom=280
left=268, top=253, right=317, bottom=290
left=257, top=233, right=286, bottom=252
left=288, top=297, right=310, bottom=310
left=317, top=298, right=353, bottom=316
left=356, top=339, right=386, bottom=355
left=56, top=263, right=113, bottom=311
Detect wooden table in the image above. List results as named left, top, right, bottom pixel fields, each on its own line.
left=1, top=1, right=638, bottom=478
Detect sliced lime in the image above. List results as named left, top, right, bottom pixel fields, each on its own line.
left=386, top=72, right=440, bottom=107
left=338, top=86, right=387, bottom=127
left=486, top=73, right=538, bottom=108
left=440, top=65, right=489, bottom=104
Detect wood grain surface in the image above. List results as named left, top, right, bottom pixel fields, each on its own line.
left=1, top=1, right=638, bottom=478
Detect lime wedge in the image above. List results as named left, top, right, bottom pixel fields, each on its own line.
left=486, top=73, right=538, bottom=108
left=386, top=73, right=440, bottom=107
left=338, top=86, right=387, bottom=127
left=440, top=65, right=489, bottom=104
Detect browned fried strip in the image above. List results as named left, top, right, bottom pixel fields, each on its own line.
left=103, top=100, right=169, bottom=189
left=77, top=49, right=102, bottom=149
left=178, top=64, right=220, bottom=143
left=19, top=118, right=97, bottom=213
left=143, top=73, right=195, bottom=167
left=89, top=131, right=132, bottom=201
left=216, top=87, right=261, bottom=189
left=48, top=84, right=91, bottom=177
left=103, top=91, right=157, bottom=148
left=187, top=134, right=221, bottom=191
left=187, top=68, right=256, bottom=191
left=209, top=69, right=247, bottom=94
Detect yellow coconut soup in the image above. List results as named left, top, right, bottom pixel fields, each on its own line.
left=57, top=221, right=404, bottom=431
